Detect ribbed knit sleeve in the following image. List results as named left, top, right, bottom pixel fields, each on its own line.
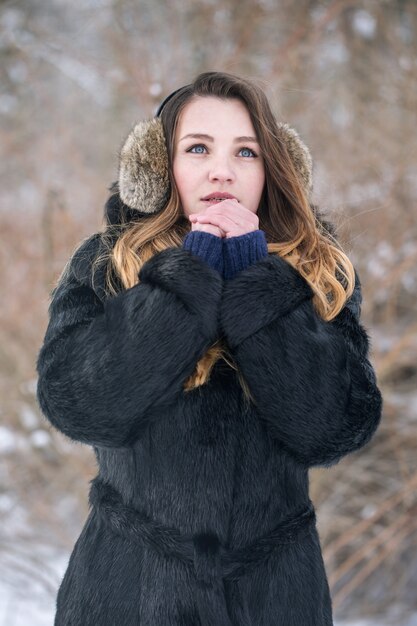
left=223, top=230, right=269, bottom=280
left=182, top=231, right=224, bottom=275
left=182, top=229, right=269, bottom=278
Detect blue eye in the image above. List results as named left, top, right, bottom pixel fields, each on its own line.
left=239, top=147, right=256, bottom=158
left=189, top=144, right=206, bottom=154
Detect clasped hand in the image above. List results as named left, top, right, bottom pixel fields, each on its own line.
left=188, top=199, right=259, bottom=238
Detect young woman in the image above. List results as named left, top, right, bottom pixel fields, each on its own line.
left=36, top=71, right=383, bottom=626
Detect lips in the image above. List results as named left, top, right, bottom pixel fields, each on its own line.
left=201, top=192, right=239, bottom=202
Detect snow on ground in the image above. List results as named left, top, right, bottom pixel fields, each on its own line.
left=0, top=591, right=55, bottom=626
left=0, top=548, right=66, bottom=626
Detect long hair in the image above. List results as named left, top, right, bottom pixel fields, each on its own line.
left=91, top=71, right=355, bottom=403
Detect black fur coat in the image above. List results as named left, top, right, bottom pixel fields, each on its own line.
left=36, top=200, right=383, bottom=626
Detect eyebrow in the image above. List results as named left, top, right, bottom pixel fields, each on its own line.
left=179, top=133, right=259, bottom=143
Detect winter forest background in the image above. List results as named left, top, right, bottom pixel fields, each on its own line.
left=0, top=0, right=416, bottom=624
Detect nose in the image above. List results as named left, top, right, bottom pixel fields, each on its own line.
left=208, top=155, right=236, bottom=184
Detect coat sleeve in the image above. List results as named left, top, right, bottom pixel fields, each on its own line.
left=219, top=254, right=383, bottom=468
left=36, top=234, right=223, bottom=448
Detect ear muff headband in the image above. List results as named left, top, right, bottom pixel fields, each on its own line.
left=156, top=85, right=191, bottom=117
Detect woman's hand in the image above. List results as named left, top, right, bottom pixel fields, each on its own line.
left=188, top=199, right=259, bottom=238
left=189, top=220, right=225, bottom=238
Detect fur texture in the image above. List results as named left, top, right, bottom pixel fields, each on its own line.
left=275, top=122, right=313, bottom=194
left=36, top=224, right=383, bottom=624
left=118, top=118, right=171, bottom=213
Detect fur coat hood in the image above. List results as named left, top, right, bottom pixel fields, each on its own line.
left=35, top=117, right=383, bottom=626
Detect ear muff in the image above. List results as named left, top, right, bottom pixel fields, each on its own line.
left=118, top=118, right=170, bottom=215
left=117, top=88, right=313, bottom=215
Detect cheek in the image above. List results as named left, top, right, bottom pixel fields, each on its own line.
left=247, top=168, right=265, bottom=195
left=172, top=162, right=188, bottom=198
left=173, top=160, right=199, bottom=194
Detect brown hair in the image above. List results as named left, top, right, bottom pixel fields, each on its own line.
left=94, top=71, right=355, bottom=403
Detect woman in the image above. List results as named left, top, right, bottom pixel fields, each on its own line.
left=36, top=71, right=383, bottom=626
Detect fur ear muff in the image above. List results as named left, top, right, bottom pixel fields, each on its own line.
left=117, top=117, right=313, bottom=214
left=118, top=118, right=170, bottom=213
left=276, top=122, right=313, bottom=196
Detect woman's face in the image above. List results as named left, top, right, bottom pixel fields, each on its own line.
left=173, top=96, right=265, bottom=218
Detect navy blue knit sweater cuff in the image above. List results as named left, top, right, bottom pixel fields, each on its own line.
left=223, top=230, right=269, bottom=280
left=182, top=230, right=224, bottom=275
